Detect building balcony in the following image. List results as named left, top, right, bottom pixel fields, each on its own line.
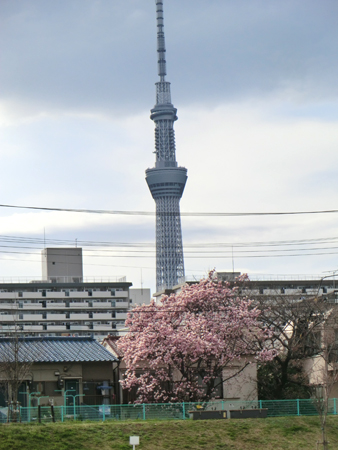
left=69, top=313, right=89, bottom=320
left=92, top=313, right=112, bottom=320
left=92, top=301, right=114, bottom=309
left=66, top=302, right=89, bottom=308
left=46, top=325, right=67, bottom=331
left=69, top=325, right=90, bottom=331
left=20, top=314, right=44, bottom=321
left=116, top=313, right=127, bottom=320
left=22, top=325, right=44, bottom=331
left=113, top=301, right=129, bottom=309
left=46, top=314, right=67, bottom=320
left=92, top=324, right=113, bottom=331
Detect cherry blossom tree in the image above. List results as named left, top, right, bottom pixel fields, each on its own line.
left=118, top=272, right=274, bottom=403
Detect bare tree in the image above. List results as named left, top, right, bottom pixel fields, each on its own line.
left=248, top=288, right=328, bottom=399
left=0, top=305, right=33, bottom=422
left=302, top=308, right=338, bottom=450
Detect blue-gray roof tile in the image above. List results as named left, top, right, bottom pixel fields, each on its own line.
left=0, top=336, right=117, bottom=363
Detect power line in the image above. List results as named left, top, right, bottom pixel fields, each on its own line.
left=1, top=234, right=338, bottom=249
left=1, top=203, right=338, bottom=217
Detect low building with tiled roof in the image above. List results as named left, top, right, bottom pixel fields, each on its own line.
left=0, top=336, right=119, bottom=408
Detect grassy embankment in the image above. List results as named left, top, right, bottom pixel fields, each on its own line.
left=0, top=416, right=337, bottom=450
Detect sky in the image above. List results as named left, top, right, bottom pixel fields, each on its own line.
left=1, top=0, right=338, bottom=294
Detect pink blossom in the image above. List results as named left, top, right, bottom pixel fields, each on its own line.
left=118, top=271, right=274, bottom=403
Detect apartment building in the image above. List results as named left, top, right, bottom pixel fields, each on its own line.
left=163, top=271, right=338, bottom=302
left=0, top=248, right=132, bottom=340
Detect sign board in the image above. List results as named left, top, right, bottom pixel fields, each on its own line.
left=99, top=406, right=111, bottom=415
left=129, top=436, right=140, bottom=445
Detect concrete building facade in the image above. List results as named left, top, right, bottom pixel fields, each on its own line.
left=0, top=248, right=132, bottom=340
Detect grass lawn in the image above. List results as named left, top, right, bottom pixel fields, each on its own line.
left=0, top=416, right=337, bottom=450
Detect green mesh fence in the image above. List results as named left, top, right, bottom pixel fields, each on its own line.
left=6, top=398, right=338, bottom=424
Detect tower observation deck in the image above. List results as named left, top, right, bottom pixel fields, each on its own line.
left=146, top=0, right=187, bottom=292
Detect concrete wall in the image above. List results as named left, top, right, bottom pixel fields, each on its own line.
left=129, top=288, right=151, bottom=306
left=42, top=248, right=83, bottom=282
left=222, top=359, right=257, bottom=401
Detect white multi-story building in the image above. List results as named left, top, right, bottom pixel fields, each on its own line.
left=0, top=248, right=132, bottom=340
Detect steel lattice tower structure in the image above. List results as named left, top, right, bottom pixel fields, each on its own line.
left=146, top=0, right=187, bottom=292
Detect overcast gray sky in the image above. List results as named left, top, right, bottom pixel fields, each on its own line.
left=1, top=0, right=338, bottom=294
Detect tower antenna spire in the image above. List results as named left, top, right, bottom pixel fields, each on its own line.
left=156, top=0, right=167, bottom=81
left=146, top=0, right=188, bottom=292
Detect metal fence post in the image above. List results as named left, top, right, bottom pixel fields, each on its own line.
left=259, top=400, right=262, bottom=409
left=102, top=405, right=106, bottom=422
left=143, top=404, right=146, bottom=420
left=297, top=399, right=300, bottom=416
left=61, top=405, right=64, bottom=422
left=334, top=398, right=337, bottom=415
left=182, top=402, right=185, bottom=420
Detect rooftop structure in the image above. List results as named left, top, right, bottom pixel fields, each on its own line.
left=145, top=0, right=187, bottom=292
left=42, top=247, right=83, bottom=283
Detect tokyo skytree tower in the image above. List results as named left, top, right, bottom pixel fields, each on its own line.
left=146, top=0, right=188, bottom=292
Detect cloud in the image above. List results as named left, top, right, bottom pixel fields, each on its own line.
left=1, top=0, right=338, bottom=122
left=1, top=0, right=338, bottom=294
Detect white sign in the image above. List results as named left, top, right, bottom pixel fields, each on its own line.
left=129, top=436, right=140, bottom=446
